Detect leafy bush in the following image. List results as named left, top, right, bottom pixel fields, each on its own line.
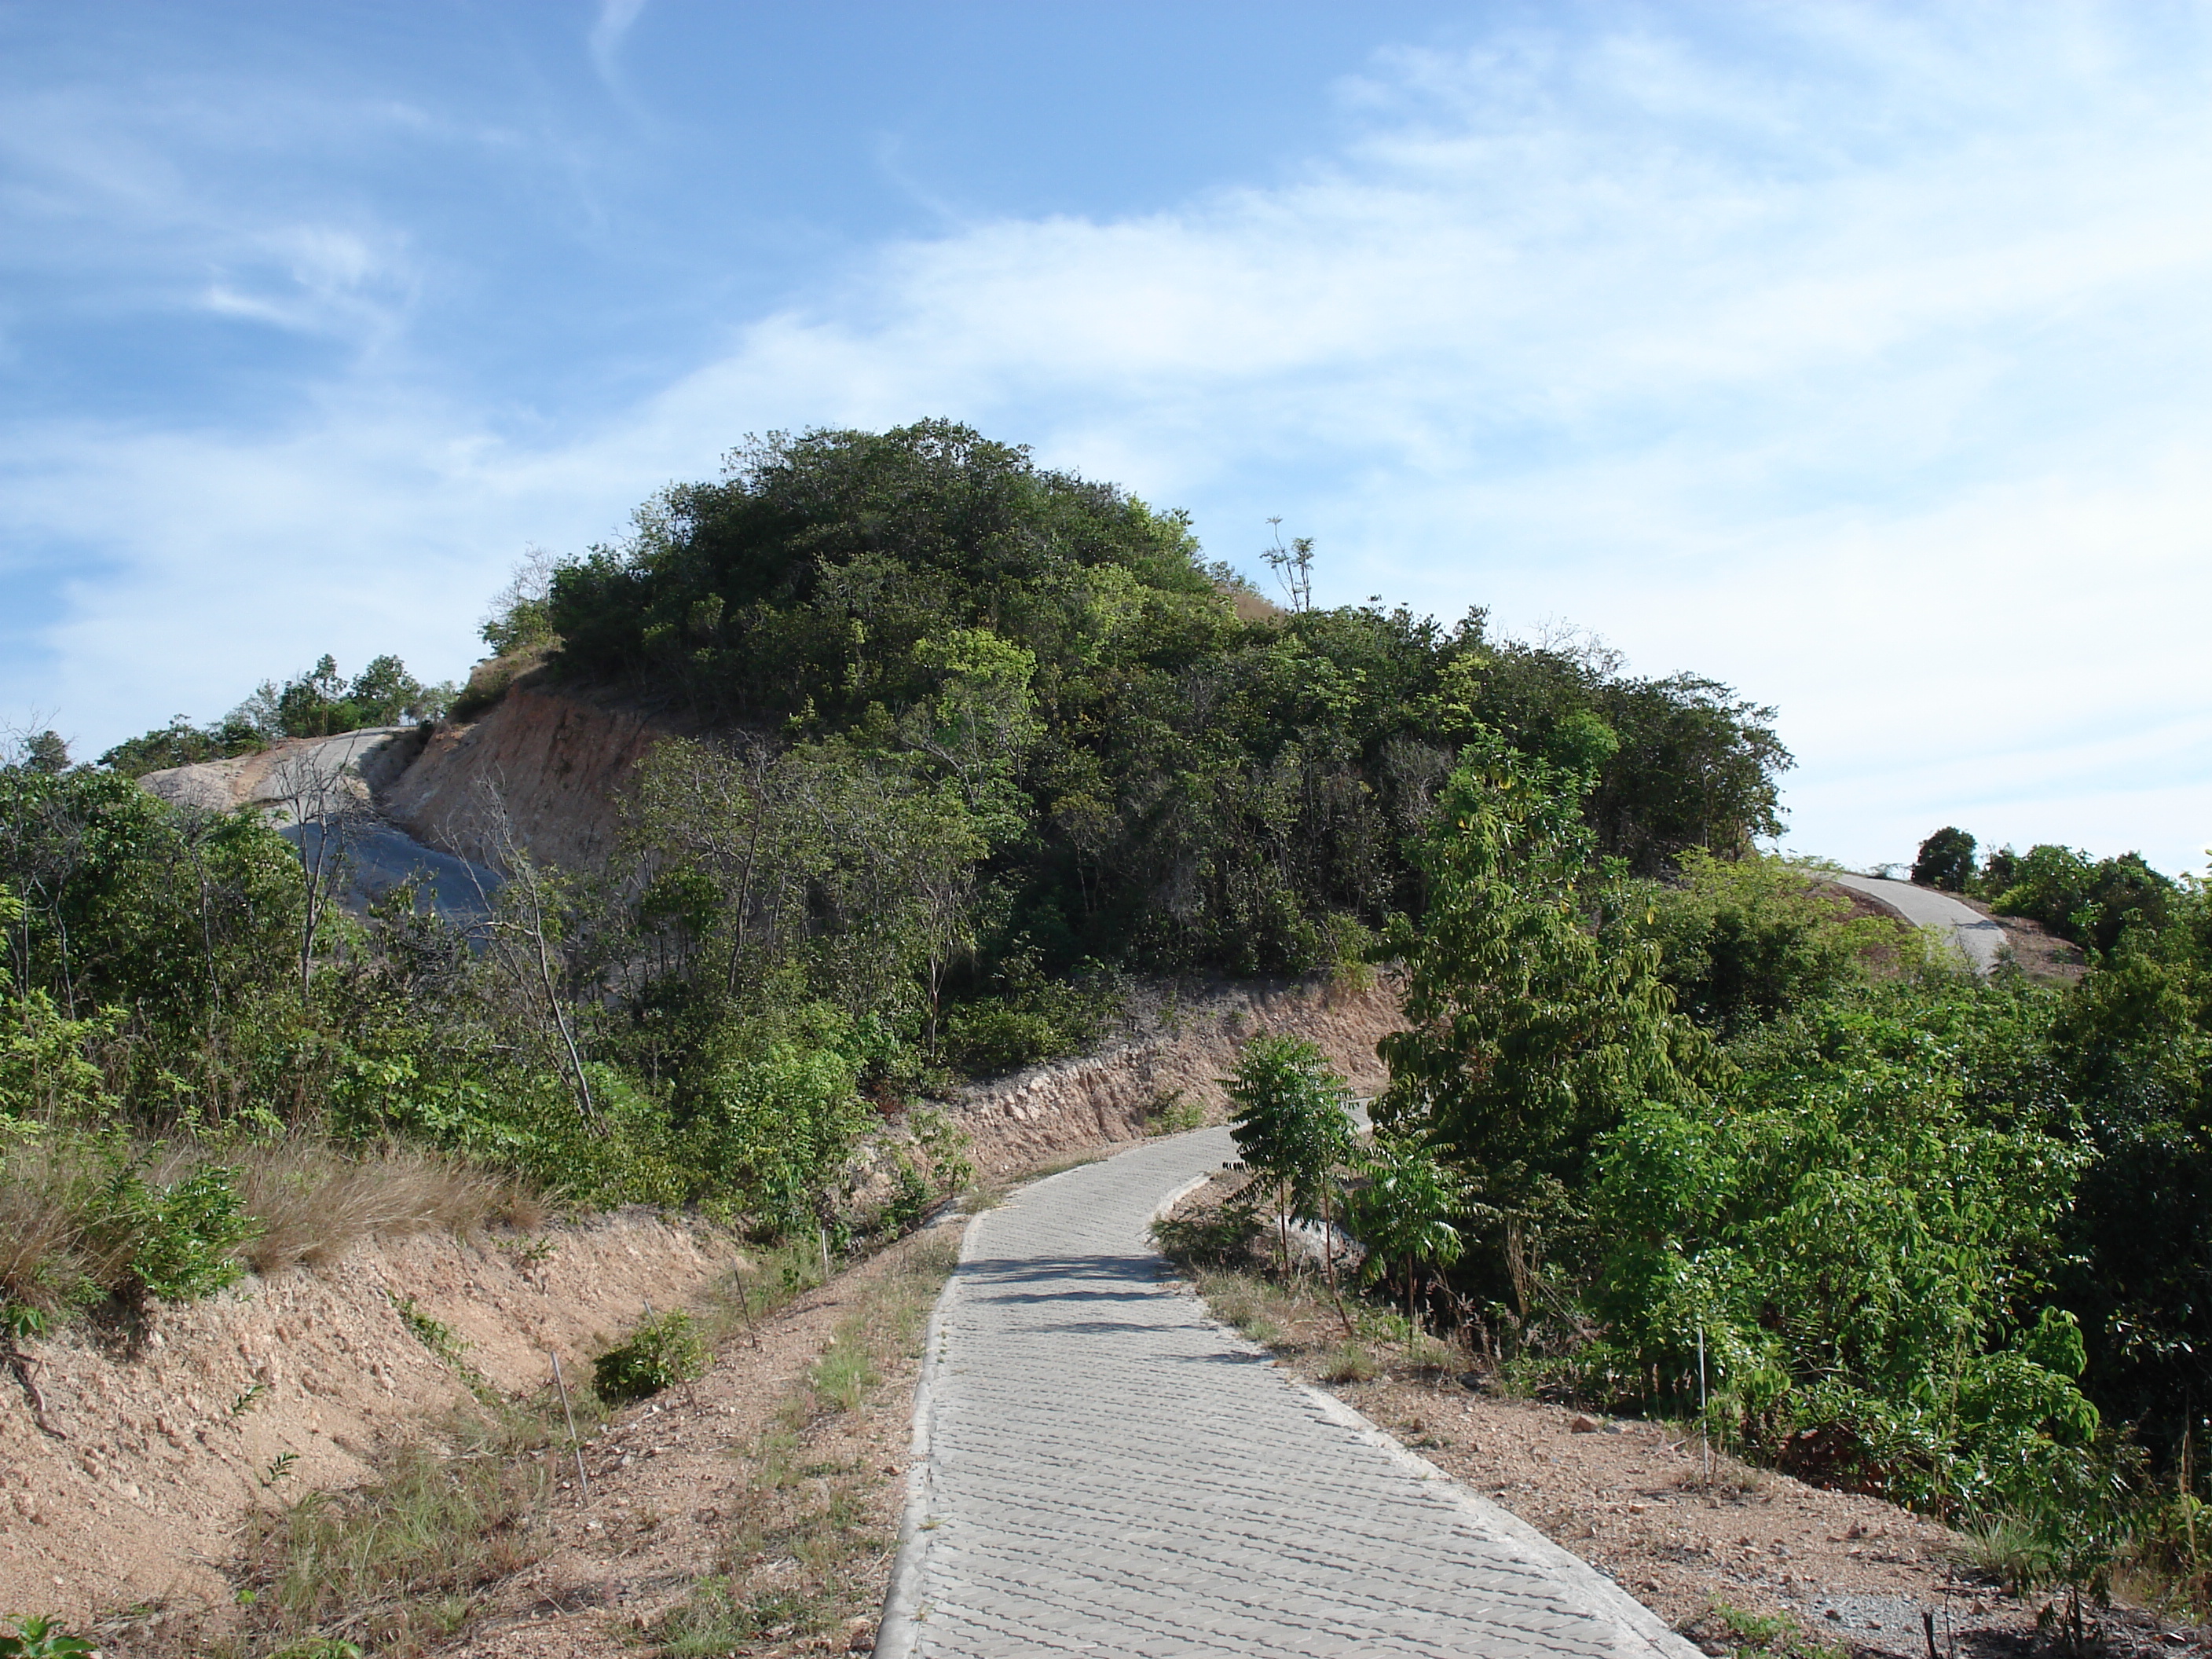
left=1377, top=732, right=1708, bottom=1227
left=93, top=1159, right=261, bottom=1304
left=682, top=1027, right=873, bottom=1233
left=1584, top=991, right=2096, bottom=1513
left=1642, top=851, right=1892, bottom=1035
left=0, top=1133, right=262, bottom=1313
left=944, top=1005, right=1065, bottom=1075
left=1994, top=844, right=2175, bottom=953
left=594, top=1309, right=709, bottom=1404
left=0, top=1614, right=96, bottom=1657
left=97, top=714, right=266, bottom=778
left=943, top=960, right=1123, bottom=1077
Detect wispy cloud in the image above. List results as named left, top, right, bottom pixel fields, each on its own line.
left=5, top=5, right=2209, bottom=870
left=588, top=0, right=651, bottom=92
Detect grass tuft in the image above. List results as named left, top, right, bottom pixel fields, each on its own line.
left=0, top=1132, right=535, bottom=1322
left=1319, top=1341, right=1377, bottom=1383
left=232, top=1392, right=587, bottom=1657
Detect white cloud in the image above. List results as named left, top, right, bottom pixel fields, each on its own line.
left=588, top=0, right=652, bottom=95
left=7, top=5, right=2210, bottom=871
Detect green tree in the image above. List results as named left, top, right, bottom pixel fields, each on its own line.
left=1376, top=730, right=1707, bottom=1298
left=1914, top=826, right=1978, bottom=891
left=1225, top=1035, right=1357, bottom=1279
left=1346, top=1133, right=1469, bottom=1354
left=21, top=732, right=68, bottom=776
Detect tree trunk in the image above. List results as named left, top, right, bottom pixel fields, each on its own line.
left=1320, top=1181, right=1355, bottom=1339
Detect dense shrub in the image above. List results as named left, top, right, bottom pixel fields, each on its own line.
left=594, top=1309, right=708, bottom=1404
left=0, top=1132, right=262, bottom=1314
left=1640, top=851, right=1894, bottom=1035
left=1585, top=988, right=2093, bottom=1512
left=1994, top=844, right=2175, bottom=953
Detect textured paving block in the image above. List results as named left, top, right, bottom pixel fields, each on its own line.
left=880, top=1130, right=1700, bottom=1659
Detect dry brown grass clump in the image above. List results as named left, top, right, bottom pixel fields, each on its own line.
left=235, top=1141, right=538, bottom=1275
left=0, top=1137, right=93, bottom=1312
left=233, top=1400, right=571, bottom=1656
left=0, top=1133, right=540, bottom=1317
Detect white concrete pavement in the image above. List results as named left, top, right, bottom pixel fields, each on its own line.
left=1828, top=873, right=2006, bottom=974
left=879, top=1130, right=1700, bottom=1659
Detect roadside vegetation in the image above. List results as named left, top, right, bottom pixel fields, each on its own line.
left=1167, top=764, right=2212, bottom=1635
left=6, top=417, right=2204, bottom=1643
left=0, top=419, right=1787, bottom=1338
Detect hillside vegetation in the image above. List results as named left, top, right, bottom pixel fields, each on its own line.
left=4, top=419, right=2210, bottom=1629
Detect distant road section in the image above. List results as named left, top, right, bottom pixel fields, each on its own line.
left=1829, top=874, right=2006, bottom=975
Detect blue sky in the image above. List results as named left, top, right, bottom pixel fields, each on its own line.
left=4, top=2, right=2210, bottom=876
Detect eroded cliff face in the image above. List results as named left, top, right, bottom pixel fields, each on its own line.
left=380, top=682, right=675, bottom=870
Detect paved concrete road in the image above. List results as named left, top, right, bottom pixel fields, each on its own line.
left=881, top=1130, right=1697, bottom=1659
left=1828, top=874, right=2005, bottom=974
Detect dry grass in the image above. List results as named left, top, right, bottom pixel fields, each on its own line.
left=0, top=1137, right=93, bottom=1312
left=229, top=1395, right=580, bottom=1657
left=0, top=1133, right=540, bottom=1319
left=233, top=1141, right=537, bottom=1275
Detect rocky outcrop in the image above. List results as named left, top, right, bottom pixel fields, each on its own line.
left=137, top=726, right=428, bottom=821
left=136, top=727, right=499, bottom=916
left=131, top=677, right=672, bottom=888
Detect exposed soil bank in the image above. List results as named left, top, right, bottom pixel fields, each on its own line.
left=383, top=681, right=674, bottom=870
left=0, top=1212, right=741, bottom=1634
left=945, top=975, right=1404, bottom=1176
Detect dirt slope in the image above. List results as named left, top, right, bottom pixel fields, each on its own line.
left=382, top=682, right=675, bottom=869
left=0, top=1213, right=741, bottom=1635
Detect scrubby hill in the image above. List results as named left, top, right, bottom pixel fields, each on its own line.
left=9, top=418, right=2212, bottom=1648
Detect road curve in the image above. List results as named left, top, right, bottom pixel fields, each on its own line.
left=1827, top=873, right=2006, bottom=974
left=879, top=1129, right=1698, bottom=1659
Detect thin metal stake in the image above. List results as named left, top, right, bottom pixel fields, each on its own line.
left=1697, top=1323, right=1711, bottom=1484
left=819, top=1224, right=831, bottom=1280
left=549, top=1349, right=589, bottom=1503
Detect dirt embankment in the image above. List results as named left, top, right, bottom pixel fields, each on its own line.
left=0, top=1213, right=741, bottom=1635
left=945, top=976, right=1404, bottom=1176
left=0, top=976, right=1404, bottom=1643
left=382, top=680, right=676, bottom=870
